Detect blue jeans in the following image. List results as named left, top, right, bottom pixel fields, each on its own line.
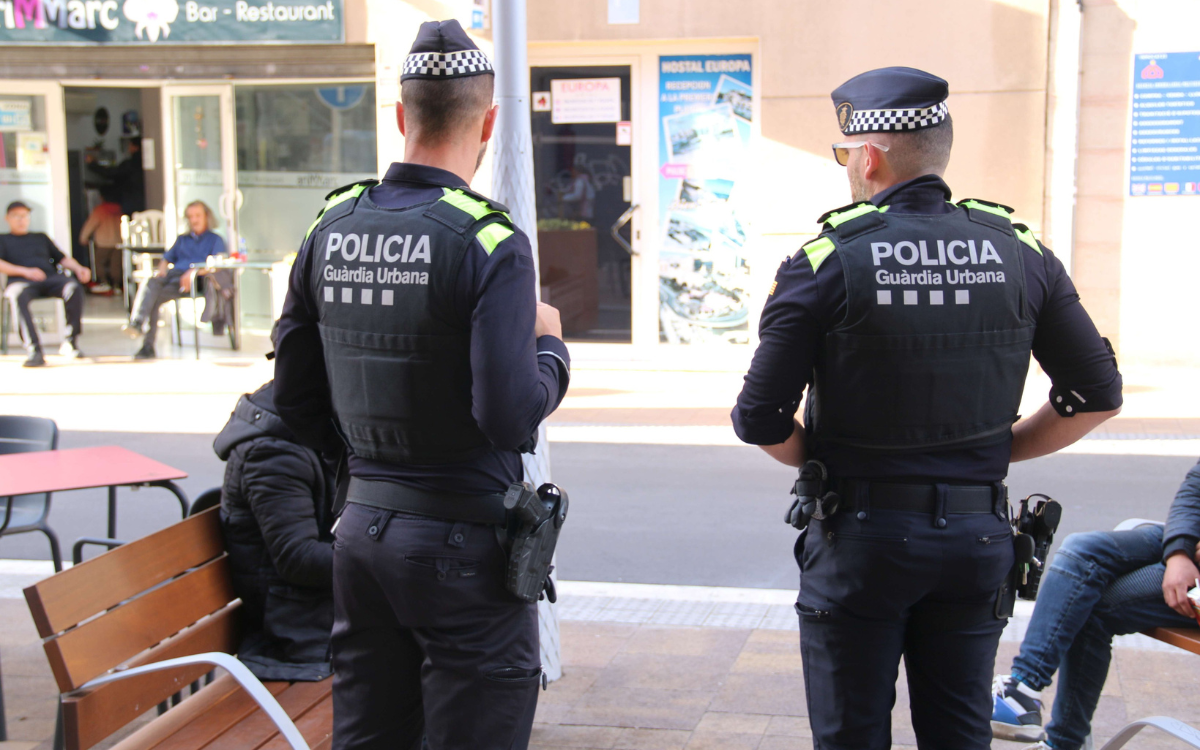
left=1009, top=525, right=1196, bottom=750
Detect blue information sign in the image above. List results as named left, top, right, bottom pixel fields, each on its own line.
left=1130, top=52, right=1200, bottom=196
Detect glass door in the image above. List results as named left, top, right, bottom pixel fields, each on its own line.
left=531, top=66, right=634, bottom=342
left=161, top=85, right=238, bottom=253
left=0, top=81, right=69, bottom=251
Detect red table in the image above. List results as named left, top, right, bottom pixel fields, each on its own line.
left=0, top=445, right=190, bottom=540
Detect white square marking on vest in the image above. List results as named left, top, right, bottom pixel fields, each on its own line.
left=324, top=287, right=333, bottom=302
left=903, top=290, right=918, bottom=305
left=341, top=287, right=352, bottom=303
left=382, top=289, right=394, bottom=306
left=362, top=289, right=373, bottom=305
left=955, top=289, right=970, bottom=304
left=930, top=290, right=944, bottom=305
left=877, top=290, right=892, bottom=305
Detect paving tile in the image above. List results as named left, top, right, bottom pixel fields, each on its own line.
left=613, top=727, right=692, bottom=750
left=709, top=673, right=807, bottom=717
left=536, top=702, right=576, bottom=725
left=592, top=653, right=736, bottom=692
left=1113, top=647, right=1200, bottom=688
left=1086, top=693, right=1129, bottom=743
left=545, top=666, right=604, bottom=705
left=1120, top=678, right=1200, bottom=722
left=730, top=630, right=803, bottom=675
left=694, top=712, right=771, bottom=734
left=683, top=731, right=763, bottom=750
left=531, top=723, right=623, bottom=749
left=764, top=715, right=812, bottom=737
left=562, top=621, right=639, bottom=668
left=622, top=627, right=751, bottom=661
left=564, top=687, right=715, bottom=730
left=757, top=736, right=813, bottom=750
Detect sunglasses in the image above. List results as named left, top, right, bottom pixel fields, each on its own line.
left=832, top=141, right=889, bottom=167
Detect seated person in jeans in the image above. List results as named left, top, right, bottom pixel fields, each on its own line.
left=214, top=380, right=335, bottom=681
left=0, top=200, right=91, bottom=367
left=123, top=199, right=224, bottom=359
left=991, top=459, right=1200, bottom=748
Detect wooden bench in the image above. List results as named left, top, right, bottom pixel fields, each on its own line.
left=22, top=507, right=333, bottom=750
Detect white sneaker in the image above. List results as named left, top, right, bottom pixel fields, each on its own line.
left=59, top=340, right=83, bottom=359
left=122, top=321, right=143, bottom=339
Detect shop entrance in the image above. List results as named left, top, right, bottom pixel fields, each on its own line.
left=531, top=65, right=633, bottom=343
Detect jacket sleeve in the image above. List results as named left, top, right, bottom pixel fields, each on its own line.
left=241, top=439, right=333, bottom=589
left=1164, top=459, right=1200, bottom=563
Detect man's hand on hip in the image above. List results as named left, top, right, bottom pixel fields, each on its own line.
left=22, top=267, right=46, bottom=282
left=535, top=302, right=562, bottom=340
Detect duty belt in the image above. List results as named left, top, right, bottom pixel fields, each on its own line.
left=347, top=478, right=508, bottom=525
left=839, top=480, right=999, bottom=514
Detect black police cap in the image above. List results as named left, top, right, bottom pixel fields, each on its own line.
left=831, top=67, right=949, bottom=135
left=401, top=19, right=493, bottom=82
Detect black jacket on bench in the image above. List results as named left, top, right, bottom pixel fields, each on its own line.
left=214, top=381, right=335, bottom=681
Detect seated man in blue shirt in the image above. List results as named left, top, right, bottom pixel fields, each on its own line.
left=123, top=199, right=225, bottom=359
left=991, top=459, right=1200, bottom=749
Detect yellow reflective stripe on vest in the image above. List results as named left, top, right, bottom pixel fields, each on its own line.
left=802, top=236, right=836, bottom=272
left=305, top=183, right=370, bottom=240
left=477, top=222, right=515, bottom=255
left=960, top=199, right=1011, bottom=219
left=1014, top=225, right=1043, bottom=255
left=440, top=188, right=512, bottom=223
left=823, top=202, right=880, bottom=228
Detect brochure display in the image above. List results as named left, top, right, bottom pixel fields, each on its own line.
left=657, top=54, right=753, bottom=344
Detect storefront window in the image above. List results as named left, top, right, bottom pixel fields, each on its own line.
left=0, top=95, right=54, bottom=235
left=235, top=84, right=377, bottom=257
left=173, top=95, right=227, bottom=246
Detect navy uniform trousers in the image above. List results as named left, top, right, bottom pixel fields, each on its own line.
left=796, top=498, right=1015, bottom=750
left=331, top=502, right=541, bottom=750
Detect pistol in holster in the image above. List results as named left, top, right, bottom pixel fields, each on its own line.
left=784, top=460, right=841, bottom=531
left=501, top=482, right=569, bottom=604
left=995, top=492, right=1063, bottom=618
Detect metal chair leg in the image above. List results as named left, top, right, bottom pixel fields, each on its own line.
left=53, top=699, right=63, bottom=750
left=1098, top=717, right=1200, bottom=750
left=41, top=524, right=63, bottom=573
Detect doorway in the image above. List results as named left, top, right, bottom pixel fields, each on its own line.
left=531, top=66, right=633, bottom=343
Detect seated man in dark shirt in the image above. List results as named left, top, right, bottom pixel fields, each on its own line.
left=214, top=380, right=335, bottom=681
left=123, top=199, right=225, bottom=359
left=0, top=201, right=91, bottom=367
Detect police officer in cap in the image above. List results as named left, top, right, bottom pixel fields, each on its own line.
left=732, top=67, right=1123, bottom=749
left=273, top=20, right=570, bottom=750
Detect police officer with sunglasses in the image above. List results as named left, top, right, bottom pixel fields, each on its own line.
left=732, top=67, right=1123, bottom=750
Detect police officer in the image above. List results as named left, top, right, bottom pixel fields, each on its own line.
left=732, top=67, right=1123, bottom=750
left=272, top=20, right=570, bottom=750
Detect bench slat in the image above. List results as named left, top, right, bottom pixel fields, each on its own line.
left=64, top=602, right=242, bottom=750
left=107, top=675, right=288, bottom=750
left=1148, top=627, right=1200, bottom=656
left=46, top=556, right=235, bottom=692
left=201, top=679, right=333, bottom=750
left=256, top=694, right=334, bottom=750
left=25, top=509, right=225, bottom=638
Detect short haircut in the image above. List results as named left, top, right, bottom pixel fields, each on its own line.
left=879, top=115, right=954, bottom=179
left=400, top=73, right=494, bottom=145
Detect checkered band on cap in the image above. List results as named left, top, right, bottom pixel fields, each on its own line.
left=403, top=49, right=493, bottom=78
left=844, top=101, right=948, bottom=133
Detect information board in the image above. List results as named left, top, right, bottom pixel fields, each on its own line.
left=0, top=0, right=344, bottom=44
left=550, top=78, right=621, bottom=124
left=1130, top=52, right=1200, bottom=196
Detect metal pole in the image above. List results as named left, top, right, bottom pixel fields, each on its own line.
left=491, top=0, right=561, bottom=683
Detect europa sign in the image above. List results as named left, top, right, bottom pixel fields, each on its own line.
left=550, top=78, right=622, bottom=125
left=0, top=0, right=344, bottom=43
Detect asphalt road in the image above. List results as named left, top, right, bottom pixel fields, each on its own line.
left=5, top=432, right=1193, bottom=589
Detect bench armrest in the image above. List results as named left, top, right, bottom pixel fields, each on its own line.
left=79, top=652, right=309, bottom=750
left=1114, top=518, right=1166, bottom=532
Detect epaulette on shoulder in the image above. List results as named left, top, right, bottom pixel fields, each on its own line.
left=798, top=234, right=837, bottom=272
left=305, top=179, right=379, bottom=240
left=324, top=179, right=379, bottom=201
left=957, top=199, right=1043, bottom=255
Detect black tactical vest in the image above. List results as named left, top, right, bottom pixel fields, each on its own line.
left=306, top=181, right=518, bottom=465
left=802, top=199, right=1040, bottom=452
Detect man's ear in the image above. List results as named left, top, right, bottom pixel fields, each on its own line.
left=396, top=101, right=407, bottom=138
left=481, top=104, right=499, bottom=143
left=863, top=142, right=884, bottom=182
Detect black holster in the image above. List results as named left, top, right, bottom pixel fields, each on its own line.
left=785, top=460, right=840, bottom=531
left=501, top=482, right=569, bottom=603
